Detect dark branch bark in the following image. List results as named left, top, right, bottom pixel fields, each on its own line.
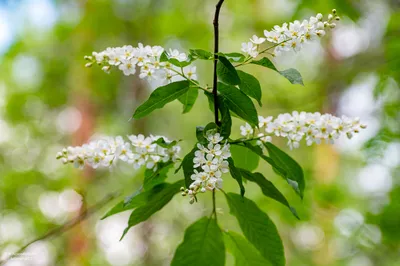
left=212, top=0, right=225, bottom=126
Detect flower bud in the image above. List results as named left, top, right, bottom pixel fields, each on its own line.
left=329, top=23, right=336, bottom=29
left=180, top=187, right=185, bottom=191
left=56, top=152, right=63, bottom=159
left=316, top=13, right=323, bottom=21
left=85, top=62, right=93, bottom=68
left=181, top=192, right=187, bottom=196
left=84, top=55, right=93, bottom=61
left=360, top=124, right=367, bottom=129
left=332, top=9, right=337, bottom=14
left=328, top=14, right=333, bottom=20
left=335, top=16, right=341, bottom=21
left=102, top=66, right=111, bottom=73
left=189, top=198, right=195, bottom=204
left=201, top=188, right=206, bottom=193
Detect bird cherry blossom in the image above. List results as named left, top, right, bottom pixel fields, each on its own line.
left=56, top=134, right=180, bottom=171
left=181, top=132, right=231, bottom=204
left=240, top=111, right=367, bottom=150
left=84, top=43, right=197, bottom=85
left=241, top=9, right=340, bottom=58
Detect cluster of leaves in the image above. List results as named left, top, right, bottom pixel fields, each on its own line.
left=103, top=48, right=306, bottom=265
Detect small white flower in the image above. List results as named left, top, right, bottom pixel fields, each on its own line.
left=183, top=66, right=197, bottom=80
left=241, top=42, right=258, bottom=58
left=240, top=123, right=254, bottom=137
left=250, top=35, right=266, bottom=44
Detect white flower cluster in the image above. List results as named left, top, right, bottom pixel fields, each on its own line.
left=56, top=134, right=181, bottom=170
left=241, top=10, right=340, bottom=57
left=240, top=112, right=367, bottom=150
left=84, top=43, right=197, bottom=83
left=182, top=133, right=231, bottom=203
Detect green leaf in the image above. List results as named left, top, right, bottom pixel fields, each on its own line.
left=120, top=180, right=183, bottom=240
left=235, top=142, right=304, bottom=199
left=237, top=70, right=262, bottom=106
left=102, top=184, right=166, bottom=220
left=178, top=87, right=198, bottom=113
left=251, top=57, right=304, bottom=85
left=251, top=57, right=277, bottom=71
left=239, top=169, right=299, bottom=219
left=204, top=122, right=218, bottom=135
left=182, top=146, right=198, bottom=188
left=204, top=91, right=215, bottom=113
left=225, top=193, right=285, bottom=266
left=143, top=162, right=174, bottom=190
left=152, top=137, right=178, bottom=148
left=279, top=68, right=303, bottom=85
left=196, top=126, right=207, bottom=144
left=219, top=96, right=232, bottom=139
left=230, top=144, right=260, bottom=172
left=217, top=52, right=246, bottom=63
left=171, top=217, right=225, bottom=266
left=168, top=54, right=195, bottom=67
left=189, top=49, right=213, bottom=60
left=218, top=82, right=258, bottom=127
left=264, top=142, right=305, bottom=199
left=217, top=56, right=241, bottom=85
left=224, top=231, right=271, bottom=266
left=133, top=81, right=190, bottom=119
left=160, top=51, right=169, bottom=62
left=228, top=158, right=245, bottom=197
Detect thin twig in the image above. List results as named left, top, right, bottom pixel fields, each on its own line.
left=210, top=0, right=225, bottom=220
left=0, top=192, right=120, bottom=266
left=212, top=0, right=225, bottom=126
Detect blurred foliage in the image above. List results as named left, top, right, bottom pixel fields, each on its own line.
left=0, top=0, right=399, bottom=265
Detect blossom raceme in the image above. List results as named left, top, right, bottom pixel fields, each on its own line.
left=84, top=43, right=197, bottom=84
left=181, top=132, right=231, bottom=204
left=56, top=134, right=181, bottom=170
left=240, top=112, right=367, bottom=150
left=241, top=9, right=340, bottom=57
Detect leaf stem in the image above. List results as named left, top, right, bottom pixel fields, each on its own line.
left=212, top=0, right=225, bottom=126
left=212, top=189, right=217, bottom=221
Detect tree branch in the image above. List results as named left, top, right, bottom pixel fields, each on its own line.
left=0, top=192, right=120, bottom=266
left=212, top=0, right=225, bottom=126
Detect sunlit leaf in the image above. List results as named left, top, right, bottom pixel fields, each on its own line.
left=237, top=70, right=262, bottom=106
left=218, top=82, right=258, bottom=127
left=225, top=193, right=285, bottom=266
left=133, top=81, right=190, bottom=119
left=264, top=142, right=305, bottom=199
left=120, top=180, right=183, bottom=240
left=239, top=169, right=299, bottom=219
left=251, top=57, right=304, bottom=85
left=171, top=217, right=225, bottom=266
left=224, top=231, right=271, bottom=266
left=178, top=87, right=199, bottom=113
left=228, top=158, right=245, bottom=197
left=217, top=56, right=241, bottom=85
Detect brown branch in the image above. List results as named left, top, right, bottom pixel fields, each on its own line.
left=0, top=192, right=120, bottom=266
left=212, top=0, right=225, bottom=126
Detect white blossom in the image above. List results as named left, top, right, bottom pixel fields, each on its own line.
left=241, top=42, right=259, bottom=58
left=56, top=135, right=180, bottom=171
left=85, top=43, right=196, bottom=84
left=183, top=132, right=231, bottom=203
left=244, top=10, right=340, bottom=57
left=240, top=111, right=367, bottom=150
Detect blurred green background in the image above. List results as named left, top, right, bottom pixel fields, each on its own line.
left=0, top=0, right=399, bottom=265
